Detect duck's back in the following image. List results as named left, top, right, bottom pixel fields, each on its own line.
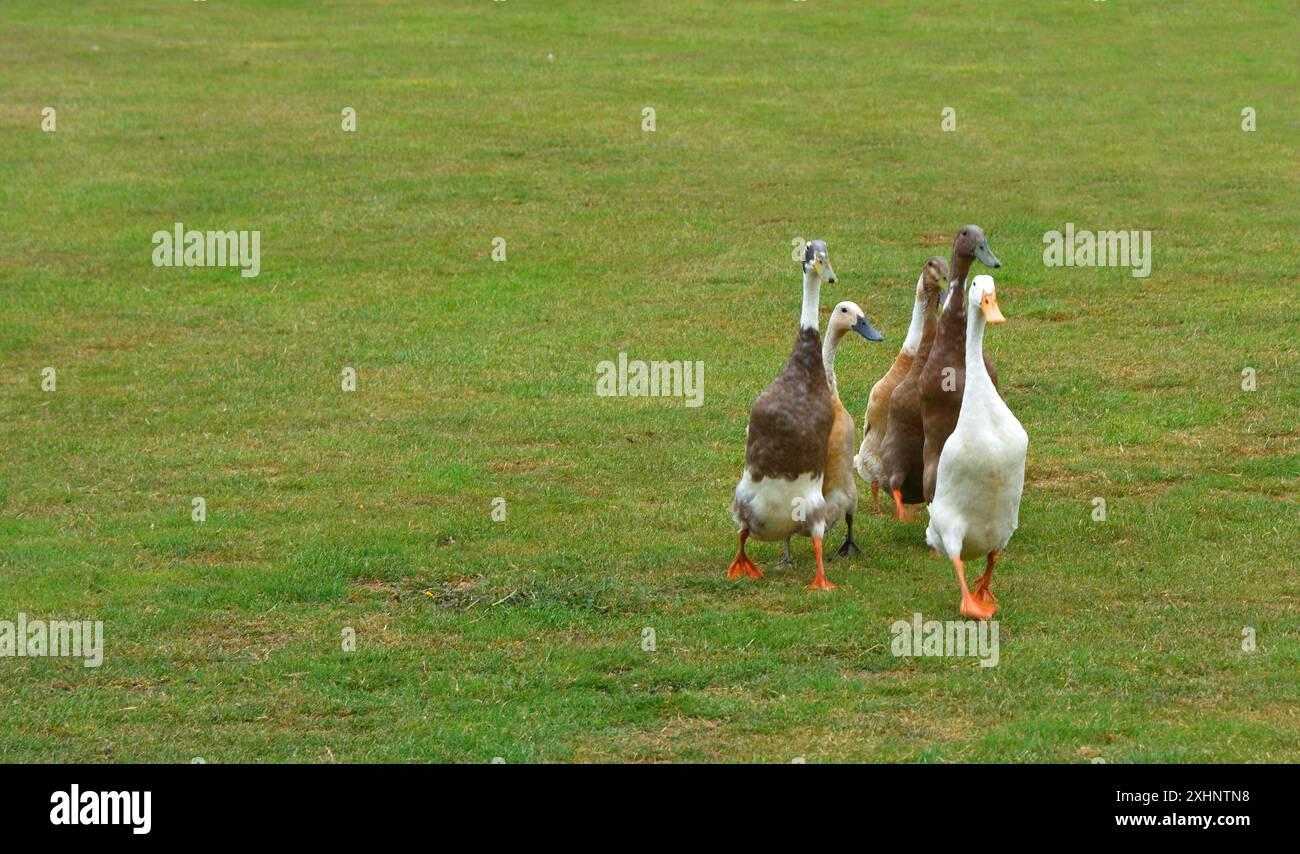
left=879, top=319, right=936, bottom=503
left=863, top=352, right=913, bottom=457
left=745, top=327, right=834, bottom=481
left=920, top=301, right=999, bottom=459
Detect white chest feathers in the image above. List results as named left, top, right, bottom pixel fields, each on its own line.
left=926, top=391, right=1027, bottom=560
left=733, top=469, right=827, bottom=542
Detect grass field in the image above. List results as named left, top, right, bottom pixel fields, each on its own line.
left=2, top=0, right=1297, bottom=762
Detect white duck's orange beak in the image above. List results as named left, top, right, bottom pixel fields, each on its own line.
left=980, top=289, right=1005, bottom=323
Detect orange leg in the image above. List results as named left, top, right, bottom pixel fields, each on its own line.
left=805, top=537, right=836, bottom=590
left=871, top=481, right=882, bottom=515
left=954, top=555, right=995, bottom=620
left=726, top=530, right=763, bottom=579
left=892, top=489, right=913, bottom=522
left=973, top=552, right=998, bottom=606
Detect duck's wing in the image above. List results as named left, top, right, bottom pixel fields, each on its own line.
left=744, top=329, right=833, bottom=480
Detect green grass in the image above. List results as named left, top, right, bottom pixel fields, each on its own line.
left=1, top=0, right=1297, bottom=762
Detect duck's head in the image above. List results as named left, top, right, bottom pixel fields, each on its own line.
left=828, top=300, right=884, bottom=341
left=946, top=225, right=1000, bottom=305
left=969, top=275, right=1005, bottom=324
left=954, top=224, right=1001, bottom=269
left=921, top=255, right=949, bottom=303
left=802, top=239, right=837, bottom=284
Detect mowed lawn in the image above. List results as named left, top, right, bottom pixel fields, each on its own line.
left=1, top=1, right=1297, bottom=762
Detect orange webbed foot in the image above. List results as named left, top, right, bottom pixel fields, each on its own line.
left=953, top=555, right=995, bottom=620
left=960, top=593, right=997, bottom=621
left=805, top=537, right=835, bottom=590
left=970, top=553, right=998, bottom=607
left=727, top=554, right=763, bottom=579
left=727, top=531, right=763, bottom=579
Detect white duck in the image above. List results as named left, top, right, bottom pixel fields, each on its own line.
left=729, top=240, right=838, bottom=590
left=925, top=275, right=1027, bottom=620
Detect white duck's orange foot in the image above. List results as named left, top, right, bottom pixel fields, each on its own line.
left=952, top=555, right=994, bottom=620
left=971, top=552, right=998, bottom=606
left=960, top=593, right=996, bottom=621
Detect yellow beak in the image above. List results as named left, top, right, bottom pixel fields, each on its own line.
left=980, top=290, right=1005, bottom=324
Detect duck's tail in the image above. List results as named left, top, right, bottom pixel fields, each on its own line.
left=924, top=522, right=941, bottom=554
left=853, top=444, right=878, bottom=484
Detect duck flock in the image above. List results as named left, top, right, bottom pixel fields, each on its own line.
left=728, top=227, right=1027, bottom=621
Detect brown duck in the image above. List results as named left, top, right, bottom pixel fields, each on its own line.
left=876, top=256, right=947, bottom=520
left=855, top=256, right=949, bottom=513
left=918, top=225, right=1002, bottom=504
left=728, top=240, right=840, bottom=590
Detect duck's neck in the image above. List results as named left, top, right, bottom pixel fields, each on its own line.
left=915, top=288, right=942, bottom=360
left=965, top=300, right=992, bottom=396
left=822, top=328, right=847, bottom=399
left=948, top=250, right=973, bottom=312
left=800, top=269, right=822, bottom=331
left=901, top=276, right=926, bottom=356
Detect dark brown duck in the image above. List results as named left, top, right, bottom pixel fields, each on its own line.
left=918, top=225, right=1002, bottom=504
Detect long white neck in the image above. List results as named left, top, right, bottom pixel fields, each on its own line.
left=822, top=328, right=846, bottom=399
left=901, top=275, right=926, bottom=356
left=800, top=268, right=821, bottom=331
left=965, top=298, right=993, bottom=398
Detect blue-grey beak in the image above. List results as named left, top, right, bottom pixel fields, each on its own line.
left=976, top=241, right=1001, bottom=268
left=853, top=315, right=884, bottom=342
